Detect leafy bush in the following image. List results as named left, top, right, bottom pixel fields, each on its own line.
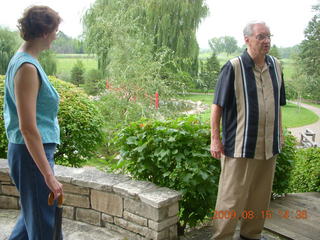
left=114, top=116, right=221, bottom=233
left=50, top=77, right=105, bottom=166
left=272, top=129, right=297, bottom=194
left=0, top=75, right=8, bottom=158
left=0, top=75, right=105, bottom=166
left=288, top=147, right=320, bottom=193
left=84, top=69, right=104, bottom=95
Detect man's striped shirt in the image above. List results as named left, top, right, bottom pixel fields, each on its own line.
left=213, top=50, right=286, bottom=160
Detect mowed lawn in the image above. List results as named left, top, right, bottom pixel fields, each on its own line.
left=179, top=94, right=319, bottom=128
left=55, top=54, right=98, bottom=79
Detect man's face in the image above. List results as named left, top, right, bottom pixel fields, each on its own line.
left=245, top=24, right=271, bottom=56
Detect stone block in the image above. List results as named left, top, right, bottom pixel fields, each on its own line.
left=169, top=224, right=178, bottom=240
left=0, top=195, right=19, bottom=209
left=123, top=211, right=148, bottom=226
left=145, top=228, right=169, bottom=240
left=113, top=180, right=158, bottom=199
left=64, top=193, right=90, bottom=208
left=114, top=217, right=149, bottom=236
left=1, top=185, right=19, bottom=197
left=101, top=213, right=114, bottom=223
left=0, top=172, right=11, bottom=182
left=62, top=182, right=89, bottom=195
left=124, top=198, right=168, bottom=221
left=148, top=215, right=179, bottom=232
left=62, top=205, right=75, bottom=220
left=91, top=190, right=123, bottom=217
left=168, top=202, right=179, bottom=217
left=76, top=208, right=101, bottom=226
left=138, top=187, right=181, bottom=208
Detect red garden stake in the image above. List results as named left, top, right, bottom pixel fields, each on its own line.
left=155, top=91, right=159, bottom=109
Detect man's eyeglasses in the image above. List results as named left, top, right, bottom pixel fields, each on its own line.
left=255, top=34, right=273, bottom=41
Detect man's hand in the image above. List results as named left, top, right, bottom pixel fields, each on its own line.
left=210, top=137, right=224, bottom=159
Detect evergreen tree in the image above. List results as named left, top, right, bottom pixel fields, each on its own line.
left=84, top=69, right=104, bottom=95
left=71, top=60, right=85, bottom=86
left=297, top=4, right=320, bottom=101
left=299, top=4, right=320, bottom=77
left=199, top=52, right=220, bottom=90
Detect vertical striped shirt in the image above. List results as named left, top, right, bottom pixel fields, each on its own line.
left=213, top=50, right=286, bottom=160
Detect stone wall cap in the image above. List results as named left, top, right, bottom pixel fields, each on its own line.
left=138, top=187, right=182, bottom=208
left=55, top=165, right=130, bottom=191
left=113, top=180, right=158, bottom=199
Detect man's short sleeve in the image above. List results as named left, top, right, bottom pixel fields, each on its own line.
left=213, top=61, right=235, bottom=107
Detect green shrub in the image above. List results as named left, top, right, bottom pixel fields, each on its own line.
left=0, top=75, right=7, bottom=158
left=114, top=116, right=221, bottom=233
left=50, top=76, right=105, bottom=166
left=0, top=75, right=105, bottom=167
left=288, top=147, right=320, bottom=193
left=273, top=129, right=297, bottom=194
left=70, top=60, right=85, bottom=86
left=84, top=69, right=104, bottom=95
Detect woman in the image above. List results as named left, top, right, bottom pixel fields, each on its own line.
left=3, top=5, right=63, bottom=239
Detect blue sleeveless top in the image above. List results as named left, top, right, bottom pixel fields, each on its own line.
left=3, top=52, right=60, bottom=144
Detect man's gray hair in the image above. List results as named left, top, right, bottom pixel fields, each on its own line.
left=243, top=21, right=268, bottom=37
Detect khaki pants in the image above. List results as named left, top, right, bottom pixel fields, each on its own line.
left=212, top=155, right=276, bottom=240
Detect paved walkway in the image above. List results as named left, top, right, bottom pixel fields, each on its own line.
left=287, top=102, right=320, bottom=145
left=0, top=209, right=126, bottom=240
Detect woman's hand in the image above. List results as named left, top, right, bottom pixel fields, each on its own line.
left=44, top=174, right=63, bottom=200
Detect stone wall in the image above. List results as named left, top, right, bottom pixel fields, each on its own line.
left=0, top=159, right=181, bottom=240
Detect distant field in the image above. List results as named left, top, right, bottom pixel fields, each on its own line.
left=55, top=54, right=98, bottom=80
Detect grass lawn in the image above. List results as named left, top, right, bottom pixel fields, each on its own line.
left=179, top=94, right=319, bottom=128
left=56, top=57, right=98, bottom=73
left=282, top=102, right=319, bottom=128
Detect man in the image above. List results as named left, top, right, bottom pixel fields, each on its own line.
left=210, top=21, right=286, bottom=240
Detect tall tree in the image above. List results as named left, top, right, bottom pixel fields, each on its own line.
left=0, top=28, right=20, bottom=74
left=83, top=0, right=208, bottom=78
left=208, top=37, right=224, bottom=54
left=209, top=36, right=238, bottom=55
left=223, top=36, right=238, bottom=55
left=299, top=4, right=320, bottom=77
left=297, top=4, right=320, bottom=101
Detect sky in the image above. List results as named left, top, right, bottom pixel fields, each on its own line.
left=0, top=0, right=319, bottom=49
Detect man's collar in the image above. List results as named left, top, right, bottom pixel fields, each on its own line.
left=241, top=49, right=272, bottom=68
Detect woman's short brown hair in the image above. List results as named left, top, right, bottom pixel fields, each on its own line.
left=18, top=5, right=62, bottom=41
